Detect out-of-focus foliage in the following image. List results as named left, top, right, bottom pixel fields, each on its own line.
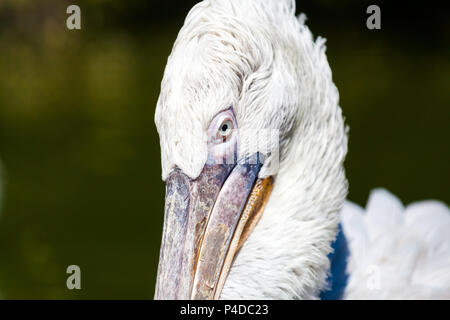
left=0, top=0, right=448, bottom=298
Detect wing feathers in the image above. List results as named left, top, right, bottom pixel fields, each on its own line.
left=341, top=189, right=450, bottom=299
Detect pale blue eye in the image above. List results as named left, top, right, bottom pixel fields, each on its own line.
left=218, top=120, right=233, bottom=137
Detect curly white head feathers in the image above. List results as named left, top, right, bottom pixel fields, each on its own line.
left=156, top=0, right=324, bottom=180
left=154, top=0, right=348, bottom=300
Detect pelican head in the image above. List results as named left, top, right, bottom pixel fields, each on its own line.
left=154, top=0, right=348, bottom=299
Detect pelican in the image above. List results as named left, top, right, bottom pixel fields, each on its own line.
left=154, top=0, right=450, bottom=299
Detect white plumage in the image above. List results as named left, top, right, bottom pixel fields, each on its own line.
left=155, top=0, right=450, bottom=299
left=342, top=189, right=450, bottom=299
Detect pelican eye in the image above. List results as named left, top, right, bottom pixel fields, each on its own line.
left=207, top=108, right=237, bottom=147
left=218, top=120, right=233, bottom=137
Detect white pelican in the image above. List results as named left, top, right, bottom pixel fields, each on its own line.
left=154, top=0, right=450, bottom=299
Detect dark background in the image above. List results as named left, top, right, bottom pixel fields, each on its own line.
left=0, top=0, right=448, bottom=298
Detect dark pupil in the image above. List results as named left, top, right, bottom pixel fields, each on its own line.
left=221, top=124, right=228, bottom=132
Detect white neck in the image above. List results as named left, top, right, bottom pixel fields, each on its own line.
left=221, top=34, right=348, bottom=299
left=222, top=114, right=348, bottom=299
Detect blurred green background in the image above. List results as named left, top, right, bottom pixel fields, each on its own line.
left=0, top=0, right=448, bottom=299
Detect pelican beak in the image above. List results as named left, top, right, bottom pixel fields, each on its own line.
left=154, top=153, right=273, bottom=300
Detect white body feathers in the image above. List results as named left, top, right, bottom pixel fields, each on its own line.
left=342, top=189, right=450, bottom=299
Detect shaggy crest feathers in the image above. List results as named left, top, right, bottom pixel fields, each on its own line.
left=154, top=0, right=342, bottom=181
left=341, top=189, right=450, bottom=299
